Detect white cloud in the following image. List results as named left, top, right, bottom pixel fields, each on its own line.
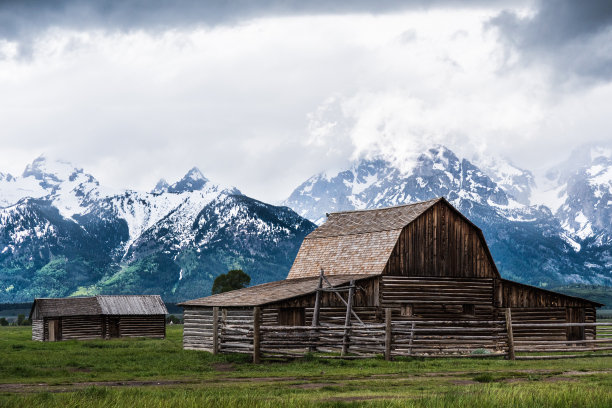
left=0, top=6, right=610, bottom=203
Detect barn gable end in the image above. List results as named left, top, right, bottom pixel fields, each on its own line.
left=383, top=200, right=499, bottom=278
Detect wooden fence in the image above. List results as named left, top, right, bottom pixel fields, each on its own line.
left=207, top=307, right=612, bottom=362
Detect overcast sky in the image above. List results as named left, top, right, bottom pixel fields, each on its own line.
left=0, top=0, right=611, bottom=202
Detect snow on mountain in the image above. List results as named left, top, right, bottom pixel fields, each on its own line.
left=540, top=144, right=612, bottom=242
left=152, top=178, right=170, bottom=194
left=472, top=155, right=536, bottom=206
left=285, top=146, right=526, bottom=225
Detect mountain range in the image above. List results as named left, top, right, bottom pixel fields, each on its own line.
left=0, top=158, right=314, bottom=302
left=0, top=144, right=610, bottom=304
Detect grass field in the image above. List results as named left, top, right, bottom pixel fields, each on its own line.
left=1, top=326, right=611, bottom=407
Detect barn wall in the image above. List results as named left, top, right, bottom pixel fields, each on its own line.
left=384, top=202, right=497, bottom=278
left=183, top=307, right=253, bottom=351
left=505, top=307, right=568, bottom=341
left=118, top=315, right=165, bottom=338
left=380, top=276, right=495, bottom=321
left=31, top=319, right=44, bottom=341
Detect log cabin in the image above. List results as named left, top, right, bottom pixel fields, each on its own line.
left=180, top=197, right=602, bottom=352
left=30, top=295, right=168, bottom=341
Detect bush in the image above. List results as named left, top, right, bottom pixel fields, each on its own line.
left=0, top=317, right=9, bottom=326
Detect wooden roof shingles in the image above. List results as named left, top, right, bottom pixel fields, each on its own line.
left=30, top=295, right=167, bottom=318
left=287, top=198, right=441, bottom=279
left=96, top=295, right=168, bottom=315
left=178, top=274, right=373, bottom=307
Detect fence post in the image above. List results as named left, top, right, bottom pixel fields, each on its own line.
left=505, top=308, right=515, bottom=360
left=253, top=306, right=261, bottom=364
left=341, top=280, right=355, bottom=356
left=385, top=308, right=392, bottom=361
left=212, top=306, right=219, bottom=355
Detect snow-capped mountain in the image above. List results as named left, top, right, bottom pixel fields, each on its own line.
left=541, top=145, right=612, bottom=243
left=284, top=145, right=612, bottom=288
left=0, top=157, right=315, bottom=302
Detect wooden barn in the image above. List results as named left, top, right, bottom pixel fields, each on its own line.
left=180, top=197, right=602, bottom=352
left=30, top=295, right=168, bottom=341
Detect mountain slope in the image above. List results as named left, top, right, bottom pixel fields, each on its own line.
left=0, top=157, right=315, bottom=302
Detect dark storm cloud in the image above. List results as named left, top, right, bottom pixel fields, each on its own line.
left=0, top=0, right=520, bottom=41
left=489, top=0, right=612, bottom=81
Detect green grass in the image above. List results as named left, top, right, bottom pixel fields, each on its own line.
left=0, top=326, right=611, bottom=407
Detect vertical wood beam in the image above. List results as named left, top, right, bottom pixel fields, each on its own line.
left=253, top=306, right=261, bottom=364
left=342, top=281, right=355, bottom=356
left=212, top=307, right=219, bottom=355
left=505, top=308, right=515, bottom=360
left=312, top=269, right=323, bottom=327
left=385, top=308, right=392, bottom=361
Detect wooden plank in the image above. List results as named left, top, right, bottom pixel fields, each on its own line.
left=505, top=308, right=515, bottom=360
left=385, top=308, right=392, bottom=361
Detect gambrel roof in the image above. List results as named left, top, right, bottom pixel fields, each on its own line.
left=287, top=198, right=443, bottom=279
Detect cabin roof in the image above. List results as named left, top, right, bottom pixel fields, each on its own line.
left=30, top=295, right=168, bottom=319
left=178, top=274, right=374, bottom=307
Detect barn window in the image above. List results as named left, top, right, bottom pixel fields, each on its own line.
left=400, top=304, right=413, bottom=317
left=462, top=304, right=475, bottom=316
left=278, top=308, right=305, bottom=326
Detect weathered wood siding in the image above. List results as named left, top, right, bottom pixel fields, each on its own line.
left=61, top=316, right=103, bottom=340
left=32, top=319, right=44, bottom=341
left=117, top=315, right=165, bottom=338
left=183, top=307, right=215, bottom=351
left=505, top=308, right=568, bottom=341
left=183, top=307, right=253, bottom=351
left=380, top=276, right=495, bottom=321
left=384, top=202, right=497, bottom=278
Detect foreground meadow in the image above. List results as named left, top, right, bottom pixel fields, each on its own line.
left=1, top=326, right=611, bottom=407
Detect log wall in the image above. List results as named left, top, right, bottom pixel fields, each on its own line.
left=383, top=202, right=497, bottom=278
left=380, top=276, right=495, bottom=321
left=183, top=307, right=253, bottom=351
left=61, top=316, right=103, bottom=340
left=31, top=319, right=44, bottom=341
left=117, top=315, right=165, bottom=338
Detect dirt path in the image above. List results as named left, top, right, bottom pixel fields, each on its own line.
left=0, top=369, right=609, bottom=394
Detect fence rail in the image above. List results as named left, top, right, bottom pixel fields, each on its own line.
left=206, top=307, right=612, bottom=362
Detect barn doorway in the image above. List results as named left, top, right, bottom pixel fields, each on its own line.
left=108, top=317, right=120, bottom=338
left=566, top=307, right=585, bottom=341
left=48, top=319, right=59, bottom=341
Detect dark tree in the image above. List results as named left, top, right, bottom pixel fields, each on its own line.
left=0, top=317, right=8, bottom=326
left=212, top=269, right=251, bottom=294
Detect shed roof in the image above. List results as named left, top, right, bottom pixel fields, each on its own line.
left=179, top=274, right=374, bottom=307
left=287, top=198, right=441, bottom=279
left=30, top=295, right=167, bottom=319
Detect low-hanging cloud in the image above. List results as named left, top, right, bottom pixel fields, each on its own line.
left=488, top=0, right=612, bottom=82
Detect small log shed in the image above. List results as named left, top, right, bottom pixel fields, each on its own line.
left=30, top=295, right=168, bottom=341
left=180, top=197, right=602, bottom=351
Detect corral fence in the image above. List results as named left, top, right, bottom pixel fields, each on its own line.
left=208, top=307, right=612, bottom=362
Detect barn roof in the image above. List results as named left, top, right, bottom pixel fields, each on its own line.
left=178, top=274, right=374, bottom=307
left=287, top=198, right=442, bottom=279
left=30, top=295, right=167, bottom=319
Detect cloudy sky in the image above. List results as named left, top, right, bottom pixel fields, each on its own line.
left=0, top=0, right=611, bottom=202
